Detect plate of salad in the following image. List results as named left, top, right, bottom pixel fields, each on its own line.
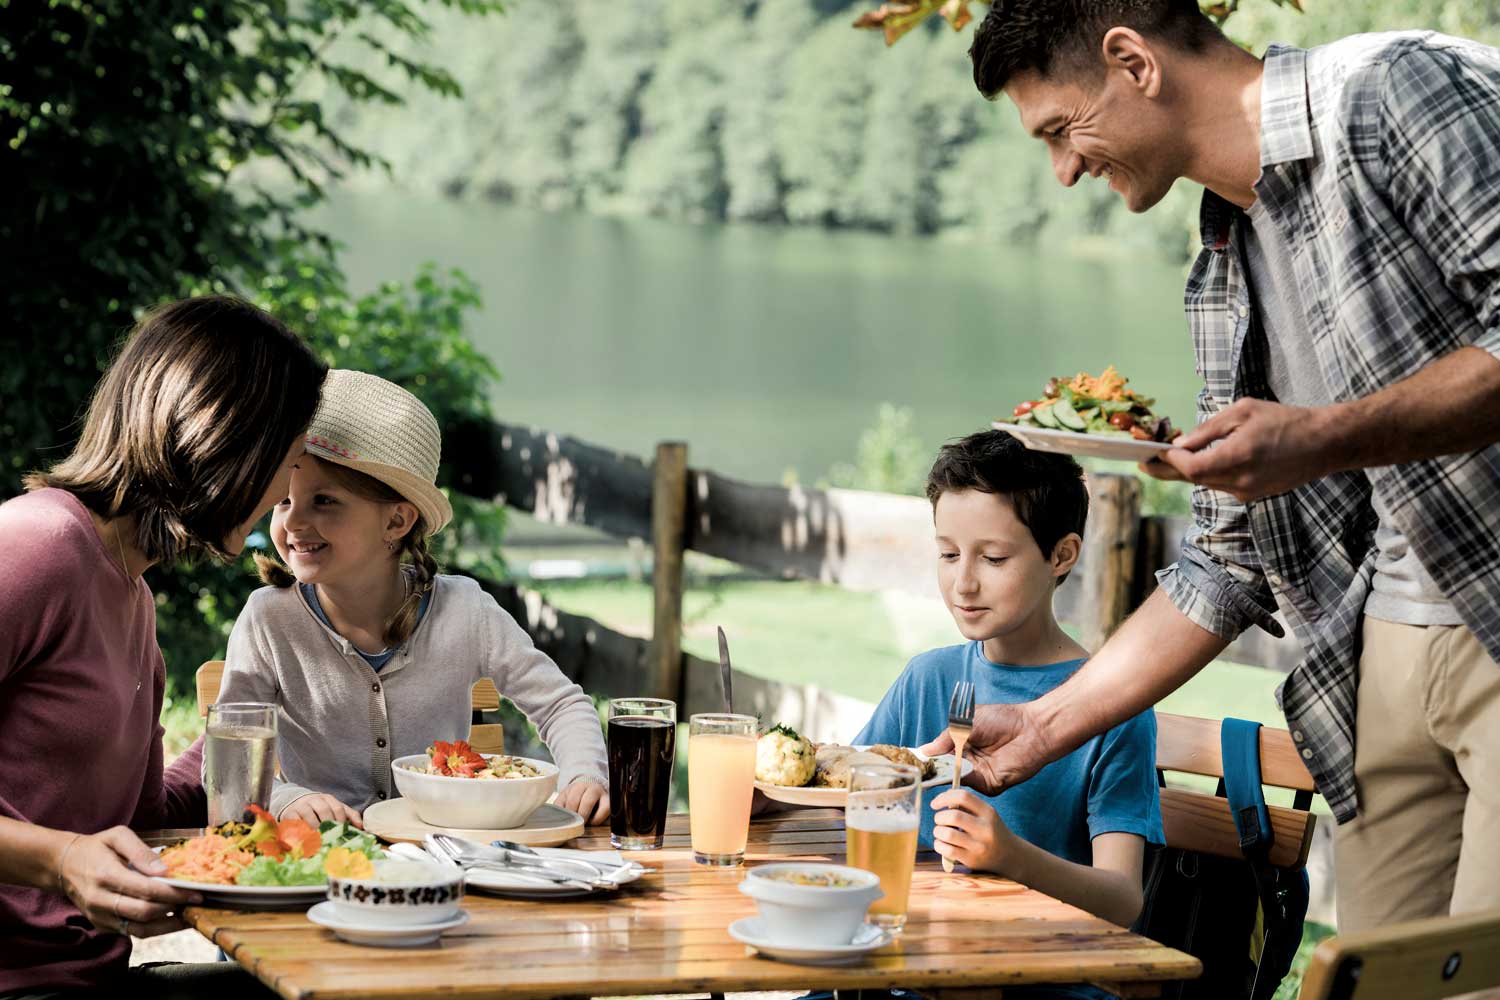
left=153, top=807, right=385, bottom=908
left=995, top=366, right=1183, bottom=463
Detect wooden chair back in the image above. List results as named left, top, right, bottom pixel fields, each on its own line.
left=1154, top=713, right=1318, bottom=868
left=195, top=661, right=504, bottom=753
left=1297, top=908, right=1500, bottom=999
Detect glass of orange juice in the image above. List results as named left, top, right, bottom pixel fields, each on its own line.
left=846, top=762, right=922, bottom=932
left=687, top=713, right=758, bottom=866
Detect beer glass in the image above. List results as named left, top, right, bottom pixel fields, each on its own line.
left=204, top=703, right=278, bottom=827
left=607, top=698, right=677, bottom=850
left=687, top=713, right=757, bottom=866
left=845, top=762, right=921, bottom=931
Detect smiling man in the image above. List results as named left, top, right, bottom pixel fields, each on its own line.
left=927, top=1, right=1500, bottom=932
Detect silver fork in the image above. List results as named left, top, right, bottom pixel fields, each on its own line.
left=941, top=680, right=976, bottom=874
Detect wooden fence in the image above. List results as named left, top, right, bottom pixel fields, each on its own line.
left=445, top=417, right=1303, bottom=740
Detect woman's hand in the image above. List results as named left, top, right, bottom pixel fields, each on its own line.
left=58, top=826, right=201, bottom=938
left=930, top=789, right=1018, bottom=875
left=557, top=779, right=611, bottom=825
left=280, top=793, right=363, bottom=828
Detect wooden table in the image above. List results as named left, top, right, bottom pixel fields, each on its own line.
left=157, top=811, right=1200, bottom=1000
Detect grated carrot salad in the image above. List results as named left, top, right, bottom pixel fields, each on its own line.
left=159, top=834, right=255, bottom=885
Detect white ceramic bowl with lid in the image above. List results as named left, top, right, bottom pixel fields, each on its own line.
left=738, top=863, right=884, bottom=946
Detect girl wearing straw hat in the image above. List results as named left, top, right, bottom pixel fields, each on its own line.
left=215, top=370, right=610, bottom=827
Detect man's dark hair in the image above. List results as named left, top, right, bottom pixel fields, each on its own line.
left=926, top=430, right=1089, bottom=580
left=969, top=0, right=1220, bottom=100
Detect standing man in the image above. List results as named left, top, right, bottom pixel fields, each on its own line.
left=931, top=0, right=1500, bottom=931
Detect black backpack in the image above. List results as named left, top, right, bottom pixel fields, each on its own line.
left=1134, top=719, right=1312, bottom=1000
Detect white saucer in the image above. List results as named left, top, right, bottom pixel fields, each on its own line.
left=728, top=917, right=894, bottom=965
left=307, top=900, right=469, bottom=947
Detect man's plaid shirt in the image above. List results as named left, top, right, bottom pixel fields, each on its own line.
left=1155, top=32, right=1500, bottom=823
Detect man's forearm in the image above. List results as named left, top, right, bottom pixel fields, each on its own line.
left=1324, top=345, right=1500, bottom=470
left=1030, top=589, right=1230, bottom=760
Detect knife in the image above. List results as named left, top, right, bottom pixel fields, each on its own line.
left=717, top=626, right=734, bottom=714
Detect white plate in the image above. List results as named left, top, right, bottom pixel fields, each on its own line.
left=993, top=422, right=1174, bottom=463
left=307, top=900, right=468, bottom=947
left=462, top=856, right=645, bottom=900
left=151, top=847, right=327, bottom=909
left=755, top=749, right=973, bottom=807
left=729, top=916, right=893, bottom=965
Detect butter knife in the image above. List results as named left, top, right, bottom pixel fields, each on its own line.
left=717, top=626, right=734, bottom=714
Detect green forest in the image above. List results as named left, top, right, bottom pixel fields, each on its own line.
left=314, top=0, right=1500, bottom=262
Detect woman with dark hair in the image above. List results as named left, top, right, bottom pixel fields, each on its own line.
left=0, top=296, right=327, bottom=996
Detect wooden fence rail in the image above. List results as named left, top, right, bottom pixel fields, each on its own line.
left=446, top=417, right=1302, bottom=678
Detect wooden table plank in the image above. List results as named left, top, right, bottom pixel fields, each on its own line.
left=173, top=811, right=1199, bottom=1000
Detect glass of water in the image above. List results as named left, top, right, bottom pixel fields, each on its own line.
left=204, top=702, right=278, bottom=826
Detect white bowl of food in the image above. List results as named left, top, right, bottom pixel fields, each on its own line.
left=738, top=863, right=884, bottom=946
left=326, top=858, right=464, bottom=926
left=391, top=750, right=558, bottom=829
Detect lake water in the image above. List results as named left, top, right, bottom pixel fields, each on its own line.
left=315, top=191, right=1199, bottom=488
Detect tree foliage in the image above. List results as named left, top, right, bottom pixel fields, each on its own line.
left=2, top=0, right=505, bottom=690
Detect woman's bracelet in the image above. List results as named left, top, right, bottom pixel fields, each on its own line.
left=56, top=833, right=83, bottom=894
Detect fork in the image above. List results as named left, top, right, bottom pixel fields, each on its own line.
left=941, top=680, right=976, bottom=874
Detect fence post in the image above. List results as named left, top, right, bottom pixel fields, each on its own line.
left=649, top=442, right=689, bottom=702
left=1076, top=473, right=1142, bottom=652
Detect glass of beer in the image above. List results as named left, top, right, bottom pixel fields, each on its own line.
left=204, top=703, right=278, bottom=827
left=687, top=713, right=758, bottom=866
left=846, top=762, right=922, bottom=932
left=607, top=698, right=677, bottom=850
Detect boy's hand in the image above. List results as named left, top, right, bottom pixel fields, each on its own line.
left=931, top=789, right=1017, bottom=875
left=557, top=779, right=610, bottom=825
left=281, top=793, right=363, bottom=828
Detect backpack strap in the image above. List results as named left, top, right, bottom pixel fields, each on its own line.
left=1221, top=718, right=1273, bottom=858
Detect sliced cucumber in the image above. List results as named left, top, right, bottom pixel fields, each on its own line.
left=1051, top=395, right=1087, bottom=431
left=1030, top=403, right=1062, bottom=429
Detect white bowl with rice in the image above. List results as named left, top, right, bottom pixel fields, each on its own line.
left=391, top=752, right=559, bottom=829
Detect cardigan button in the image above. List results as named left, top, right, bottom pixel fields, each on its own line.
left=376, top=738, right=387, bottom=748
left=372, top=682, right=381, bottom=693
left=376, top=791, right=387, bottom=800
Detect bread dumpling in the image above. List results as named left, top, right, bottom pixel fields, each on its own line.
left=756, top=724, right=816, bottom=786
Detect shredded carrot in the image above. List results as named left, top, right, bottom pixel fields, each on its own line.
left=159, top=834, right=255, bottom=885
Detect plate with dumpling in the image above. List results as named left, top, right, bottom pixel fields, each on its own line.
left=752, top=724, right=973, bottom=807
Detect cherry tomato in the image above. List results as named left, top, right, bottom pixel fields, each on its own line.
left=1108, top=412, right=1136, bottom=430
left=1013, top=401, right=1036, bottom=417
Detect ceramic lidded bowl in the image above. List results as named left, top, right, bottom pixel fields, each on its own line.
left=738, top=863, right=884, bottom=946
left=326, top=858, right=465, bottom=926
left=390, top=752, right=558, bottom=829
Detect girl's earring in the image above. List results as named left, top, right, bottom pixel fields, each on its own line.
left=385, top=538, right=397, bottom=552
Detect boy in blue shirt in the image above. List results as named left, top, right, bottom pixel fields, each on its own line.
left=857, top=429, right=1162, bottom=932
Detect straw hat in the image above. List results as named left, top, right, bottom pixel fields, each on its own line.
left=303, top=369, right=453, bottom=534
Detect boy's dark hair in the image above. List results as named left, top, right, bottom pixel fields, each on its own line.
left=969, top=0, right=1220, bottom=100
left=926, top=430, right=1089, bottom=580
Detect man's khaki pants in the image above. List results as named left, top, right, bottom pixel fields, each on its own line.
left=1334, top=617, right=1500, bottom=932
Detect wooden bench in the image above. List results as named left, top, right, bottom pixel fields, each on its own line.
left=1155, top=712, right=1318, bottom=869
left=1297, top=907, right=1500, bottom=999
left=195, top=661, right=505, bottom=754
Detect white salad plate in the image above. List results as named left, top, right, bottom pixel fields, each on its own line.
left=729, top=917, right=893, bottom=965
left=755, top=750, right=972, bottom=808
left=306, top=900, right=469, bottom=947
left=993, top=422, right=1174, bottom=463
left=150, top=848, right=326, bottom=909
left=462, top=851, right=646, bottom=900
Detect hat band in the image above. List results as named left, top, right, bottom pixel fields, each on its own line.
left=308, top=434, right=361, bottom=461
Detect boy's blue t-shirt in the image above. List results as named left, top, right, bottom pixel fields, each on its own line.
left=855, top=641, right=1163, bottom=865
